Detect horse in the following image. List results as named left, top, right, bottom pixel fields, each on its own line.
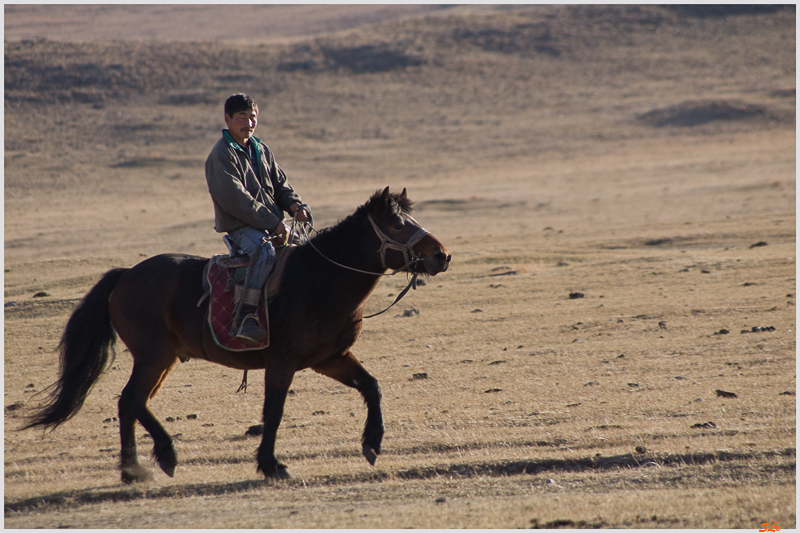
left=23, top=187, right=451, bottom=483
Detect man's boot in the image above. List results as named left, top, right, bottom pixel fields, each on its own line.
left=234, top=288, right=267, bottom=344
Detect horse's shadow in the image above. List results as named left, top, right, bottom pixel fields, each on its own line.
left=9, top=448, right=790, bottom=516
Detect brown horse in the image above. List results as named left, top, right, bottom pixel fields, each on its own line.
left=24, top=187, right=451, bottom=483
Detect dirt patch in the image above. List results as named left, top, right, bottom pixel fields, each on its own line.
left=455, top=23, right=565, bottom=57
left=637, top=100, right=792, bottom=127
left=3, top=4, right=796, bottom=530
left=3, top=5, right=464, bottom=43
left=322, top=44, right=427, bottom=74
left=665, top=5, right=793, bottom=19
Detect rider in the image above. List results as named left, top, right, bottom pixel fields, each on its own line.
left=205, top=93, right=308, bottom=344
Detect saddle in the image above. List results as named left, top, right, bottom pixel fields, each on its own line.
left=200, top=243, right=294, bottom=352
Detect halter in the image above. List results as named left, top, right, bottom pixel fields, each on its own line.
left=293, top=205, right=430, bottom=276
left=291, top=205, right=432, bottom=318
left=366, top=214, right=430, bottom=271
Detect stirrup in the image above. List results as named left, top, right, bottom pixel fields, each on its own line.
left=231, top=287, right=266, bottom=343
left=235, top=313, right=266, bottom=344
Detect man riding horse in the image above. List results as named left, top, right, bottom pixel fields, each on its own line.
left=205, top=93, right=309, bottom=344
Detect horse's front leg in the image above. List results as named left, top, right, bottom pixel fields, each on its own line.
left=256, top=360, right=295, bottom=479
left=313, top=351, right=384, bottom=465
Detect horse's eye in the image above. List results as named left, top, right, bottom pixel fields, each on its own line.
left=393, top=223, right=404, bottom=231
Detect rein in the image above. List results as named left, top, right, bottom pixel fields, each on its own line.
left=288, top=205, right=428, bottom=318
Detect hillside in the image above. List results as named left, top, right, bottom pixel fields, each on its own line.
left=3, top=4, right=479, bottom=43
left=4, top=5, right=796, bottom=529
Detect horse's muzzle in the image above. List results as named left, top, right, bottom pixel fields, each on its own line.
left=423, top=250, right=451, bottom=275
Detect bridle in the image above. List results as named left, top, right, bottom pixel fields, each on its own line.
left=366, top=213, right=430, bottom=272
left=290, top=205, right=431, bottom=317
left=292, top=206, right=430, bottom=277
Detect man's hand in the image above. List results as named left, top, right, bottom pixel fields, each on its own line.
left=289, top=202, right=309, bottom=222
left=271, top=222, right=288, bottom=247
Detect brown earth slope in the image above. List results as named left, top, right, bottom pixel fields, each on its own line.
left=4, top=4, right=796, bottom=529
left=3, top=4, right=472, bottom=43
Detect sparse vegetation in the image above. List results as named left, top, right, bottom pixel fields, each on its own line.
left=4, top=4, right=795, bottom=528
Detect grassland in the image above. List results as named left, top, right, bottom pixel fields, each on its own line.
left=4, top=4, right=795, bottom=528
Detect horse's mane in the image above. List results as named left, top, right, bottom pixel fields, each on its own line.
left=270, top=189, right=414, bottom=329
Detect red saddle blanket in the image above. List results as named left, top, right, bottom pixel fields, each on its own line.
left=205, top=255, right=270, bottom=352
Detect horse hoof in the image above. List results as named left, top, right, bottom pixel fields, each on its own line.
left=153, top=446, right=177, bottom=477
left=264, top=464, right=290, bottom=480
left=121, top=465, right=154, bottom=484
left=362, top=443, right=379, bottom=466
left=159, top=463, right=176, bottom=477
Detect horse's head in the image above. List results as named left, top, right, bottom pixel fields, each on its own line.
left=367, top=187, right=451, bottom=275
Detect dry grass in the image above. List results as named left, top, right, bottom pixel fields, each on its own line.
left=4, top=4, right=796, bottom=529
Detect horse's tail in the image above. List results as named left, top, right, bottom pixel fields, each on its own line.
left=22, top=267, right=128, bottom=431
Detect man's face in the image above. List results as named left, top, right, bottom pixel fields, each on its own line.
left=225, top=108, right=258, bottom=145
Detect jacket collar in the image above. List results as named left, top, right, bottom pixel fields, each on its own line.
left=222, top=129, right=263, bottom=158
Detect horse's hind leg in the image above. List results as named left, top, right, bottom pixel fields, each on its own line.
left=119, top=357, right=178, bottom=483
left=313, top=351, right=384, bottom=465
left=119, top=390, right=152, bottom=483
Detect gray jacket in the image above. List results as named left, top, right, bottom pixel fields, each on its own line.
left=205, top=130, right=301, bottom=233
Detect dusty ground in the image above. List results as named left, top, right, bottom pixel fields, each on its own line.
left=4, top=4, right=796, bottom=529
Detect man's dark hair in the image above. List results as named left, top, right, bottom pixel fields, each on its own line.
left=225, top=93, right=258, bottom=117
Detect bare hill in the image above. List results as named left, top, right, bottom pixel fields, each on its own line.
left=5, top=5, right=795, bottom=213
left=3, top=4, right=493, bottom=43
left=4, top=5, right=796, bottom=529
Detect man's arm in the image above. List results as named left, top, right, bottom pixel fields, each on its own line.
left=261, top=146, right=302, bottom=213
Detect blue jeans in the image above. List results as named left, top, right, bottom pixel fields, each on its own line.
left=227, top=226, right=276, bottom=290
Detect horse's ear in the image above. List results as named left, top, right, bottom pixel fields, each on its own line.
left=400, top=188, right=408, bottom=199
left=381, top=186, right=391, bottom=202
